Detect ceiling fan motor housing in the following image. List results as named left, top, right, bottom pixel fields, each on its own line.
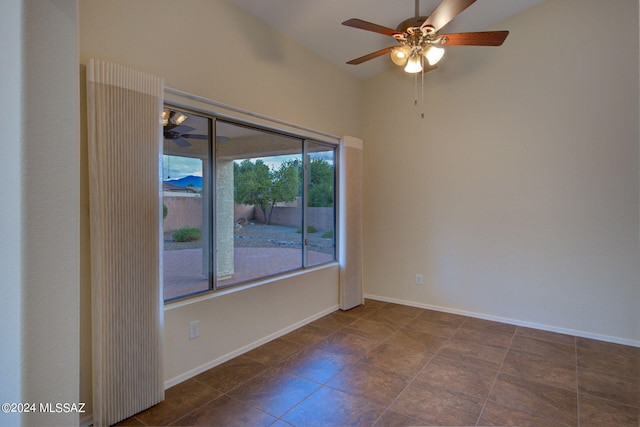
left=396, top=16, right=429, bottom=32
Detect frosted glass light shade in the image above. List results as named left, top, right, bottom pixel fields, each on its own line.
left=404, top=54, right=423, bottom=73
left=390, top=45, right=411, bottom=66
left=171, top=111, right=188, bottom=125
left=424, top=45, right=445, bottom=66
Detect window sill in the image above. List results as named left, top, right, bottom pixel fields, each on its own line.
left=164, top=261, right=339, bottom=311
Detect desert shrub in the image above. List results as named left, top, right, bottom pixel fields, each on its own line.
left=296, top=225, right=318, bottom=234
left=163, top=204, right=168, bottom=219
left=173, top=227, right=201, bottom=242
left=321, top=229, right=333, bottom=238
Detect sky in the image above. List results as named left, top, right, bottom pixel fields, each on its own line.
left=163, top=151, right=334, bottom=181
left=163, top=155, right=202, bottom=180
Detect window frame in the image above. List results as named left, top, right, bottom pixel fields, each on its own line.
left=162, top=103, right=339, bottom=303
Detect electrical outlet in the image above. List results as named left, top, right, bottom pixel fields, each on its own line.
left=189, top=320, right=200, bottom=339
left=416, top=274, right=424, bottom=286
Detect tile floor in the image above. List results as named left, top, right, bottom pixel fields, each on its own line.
left=115, top=300, right=639, bottom=426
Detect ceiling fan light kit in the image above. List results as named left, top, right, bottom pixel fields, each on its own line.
left=390, top=43, right=444, bottom=73
left=162, top=108, right=188, bottom=127
left=163, top=108, right=208, bottom=147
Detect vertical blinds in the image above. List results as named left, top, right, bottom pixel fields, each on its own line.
left=87, top=59, right=164, bottom=426
left=339, top=136, right=364, bottom=310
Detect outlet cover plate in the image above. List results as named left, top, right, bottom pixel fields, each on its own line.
left=189, top=320, right=200, bottom=339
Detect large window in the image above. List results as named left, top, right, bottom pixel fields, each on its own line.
left=162, top=108, right=336, bottom=301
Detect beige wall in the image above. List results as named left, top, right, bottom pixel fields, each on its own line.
left=0, top=2, right=23, bottom=420
left=79, top=0, right=360, bottom=417
left=79, top=0, right=361, bottom=138
left=362, top=0, right=640, bottom=344
left=163, top=195, right=203, bottom=232
left=164, top=266, right=338, bottom=384
left=0, top=1, right=81, bottom=426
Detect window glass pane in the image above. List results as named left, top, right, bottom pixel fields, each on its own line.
left=305, top=141, right=336, bottom=266
left=216, top=120, right=303, bottom=287
left=162, top=108, right=211, bottom=301
left=161, top=106, right=338, bottom=301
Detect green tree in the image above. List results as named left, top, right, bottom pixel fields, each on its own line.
left=234, top=158, right=300, bottom=224
left=308, top=158, right=334, bottom=207
left=234, top=159, right=271, bottom=220
left=270, top=159, right=301, bottom=221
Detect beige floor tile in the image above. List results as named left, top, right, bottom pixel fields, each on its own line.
left=488, top=373, right=578, bottom=426
left=438, top=338, right=507, bottom=370
left=193, top=355, right=269, bottom=393
left=326, top=361, right=411, bottom=406
left=243, top=338, right=302, bottom=365
left=479, top=399, right=574, bottom=426
left=417, top=354, right=499, bottom=398
left=280, top=324, right=335, bottom=347
left=360, top=342, right=433, bottom=378
left=282, top=387, right=385, bottom=427
left=501, top=349, right=578, bottom=391
left=135, top=379, right=221, bottom=426
left=516, top=326, right=576, bottom=347
left=579, top=395, right=639, bottom=427
left=383, top=327, right=449, bottom=353
left=278, top=346, right=355, bottom=384
left=227, top=367, right=321, bottom=417
left=510, top=334, right=576, bottom=365
left=314, top=331, right=381, bottom=359
left=341, top=317, right=397, bottom=341
left=171, top=395, right=276, bottom=426
left=578, top=368, right=639, bottom=407
left=391, top=381, right=485, bottom=426
left=577, top=337, right=640, bottom=380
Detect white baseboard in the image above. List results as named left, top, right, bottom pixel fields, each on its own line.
left=79, top=305, right=339, bottom=425
left=164, top=304, right=339, bottom=389
left=365, top=294, right=640, bottom=348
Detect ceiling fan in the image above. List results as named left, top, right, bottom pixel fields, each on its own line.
left=342, top=0, right=509, bottom=73
left=162, top=109, right=207, bottom=147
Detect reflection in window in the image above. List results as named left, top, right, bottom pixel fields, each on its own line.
left=162, top=109, right=336, bottom=301
left=162, top=109, right=211, bottom=301
left=305, top=141, right=336, bottom=267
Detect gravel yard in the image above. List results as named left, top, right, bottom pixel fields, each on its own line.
left=164, top=223, right=334, bottom=254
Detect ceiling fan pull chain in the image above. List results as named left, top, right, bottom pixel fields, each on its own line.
left=421, top=56, right=425, bottom=119
left=414, top=72, right=418, bottom=107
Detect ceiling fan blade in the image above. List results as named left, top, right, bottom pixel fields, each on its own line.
left=342, top=18, right=400, bottom=37
left=346, top=47, right=393, bottom=65
left=421, top=0, right=476, bottom=32
left=181, top=134, right=208, bottom=140
left=168, top=125, right=195, bottom=134
left=440, top=30, right=509, bottom=46
left=172, top=138, right=191, bottom=148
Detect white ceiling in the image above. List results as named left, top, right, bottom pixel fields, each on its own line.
left=227, top=0, right=544, bottom=80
